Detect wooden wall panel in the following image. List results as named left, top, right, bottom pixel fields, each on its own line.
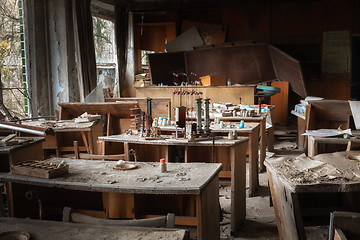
left=271, top=1, right=323, bottom=44
left=307, top=80, right=350, bottom=100
left=186, top=44, right=276, bottom=85
left=270, top=81, right=289, bottom=126
left=222, top=4, right=271, bottom=43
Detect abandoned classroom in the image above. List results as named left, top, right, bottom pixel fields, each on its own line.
left=1, top=0, right=360, bottom=239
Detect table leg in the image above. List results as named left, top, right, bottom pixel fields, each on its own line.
left=259, top=118, right=267, bottom=172
left=124, top=142, right=130, bottom=161
left=231, top=143, right=247, bottom=232
left=5, top=182, right=14, bottom=217
left=87, top=131, right=94, bottom=154
left=80, top=132, right=90, bottom=154
left=267, top=127, right=275, bottom=153
left=249, top=126, right=259, bottom=197
left=307, top=136, right=317, bottom=157
left=196, top=175, right=220, bottom=240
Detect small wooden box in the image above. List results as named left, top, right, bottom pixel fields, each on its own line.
left=200, top=75, right=227, bottom=86
left=11, top=161, right=69, bottom=179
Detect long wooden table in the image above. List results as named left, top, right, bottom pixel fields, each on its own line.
left=0, top=217, right=189, bottom=240
left=1, top=158, right=221, bottom=240
left=98, top=134, right=248, bottom=232
left=265, top=151, right=360, bottom=240
left=188, top=116, right=268, bottom=172
left=0, top=137, right=44, bottom=172
left=159, top=122, right=260, bottom=197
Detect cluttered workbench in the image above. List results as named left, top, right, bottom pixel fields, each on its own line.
left=0, top=158, right=221, bottom=240
left=265, top=151, right=360, bottom=240
left=158, top=122, right=260, bottom=197
left=98, top=134, right=248, bottom=232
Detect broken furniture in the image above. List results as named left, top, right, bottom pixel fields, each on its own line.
left=294, top=100, right=352, bottom=150
left=159, top=122, right=260, bottom=197
left=0, top=158, right=221, bottom=240
left=0, top=136, right=44, bottom=172
left=307, top=130, right=360, bottom=157
left=328, top=211, right=360, bottom=240
left=0, top=217, right=189, bottom=240
left=265, top=151, right=360, bottom=240
left=21, top=120, right=102, bottom=157
left=98, top=134, right=248, bottom=233
left=58, top=102, right=138, bottom=135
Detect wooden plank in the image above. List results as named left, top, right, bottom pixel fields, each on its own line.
left=196, top=173, right=220, bottom=240
left=267, top=168, right=306, bottom=240
left=231, top=142, right=247, bottom=232
left=102, top=192, right=135, bottom=219
left=270, top=81, right=289, bottom=125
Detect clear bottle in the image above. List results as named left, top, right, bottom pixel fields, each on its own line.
left=160, top=158, right=167, bottom=173
left=227, top=78, right=231, bottom=86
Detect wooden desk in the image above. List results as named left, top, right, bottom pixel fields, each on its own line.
left=307, top=134, right=360, bottom=157
left=99, top=134, right=248, bottom=232
left=265, top=151, right=360, bottom=240
left=22, top=120, right=102, bottom=156
left=0, top=217, right=189, bottom=240
left=1, top=158, right=221, bottom=240
left=159, top=122, right=260, bottom=197
left=196, top=116, right=268, bottom=172
left=58, top=102, right=138, bottom=135
left=0, top=137, right=44, bottom=172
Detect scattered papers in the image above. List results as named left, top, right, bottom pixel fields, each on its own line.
left=302, top=129, right=352, bottom=137
left=75, top=112, right=101, bottom=123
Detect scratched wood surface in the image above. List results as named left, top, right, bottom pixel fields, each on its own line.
left=0, top=158, right=222, bottom=195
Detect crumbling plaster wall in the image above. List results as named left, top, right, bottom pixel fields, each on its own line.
left=24, top=0, right=78, bottom=118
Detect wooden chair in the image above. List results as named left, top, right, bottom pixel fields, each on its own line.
left=329, top=211, right=360, bottom=240
left=62, top=207, right=175, bottom=228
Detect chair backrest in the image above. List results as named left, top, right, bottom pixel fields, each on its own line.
left=63, top=207, right=175, bottom=228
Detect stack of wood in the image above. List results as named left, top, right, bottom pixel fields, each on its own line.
left=130, top=108, right=142, bottom=130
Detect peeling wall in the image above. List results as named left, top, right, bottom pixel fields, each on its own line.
left=25, top=0, right=78, bottom=118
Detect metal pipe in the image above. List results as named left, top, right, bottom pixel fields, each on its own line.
left=0, top=122, right=46, bottom=136
left=147, top=98, right=152, bottom=126
left=204, top=99, right=210, bottom=133
left=196, top=98, right=203, bottom=134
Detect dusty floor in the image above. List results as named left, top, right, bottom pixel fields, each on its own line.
left=217, top=123, right=330, bottom=240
